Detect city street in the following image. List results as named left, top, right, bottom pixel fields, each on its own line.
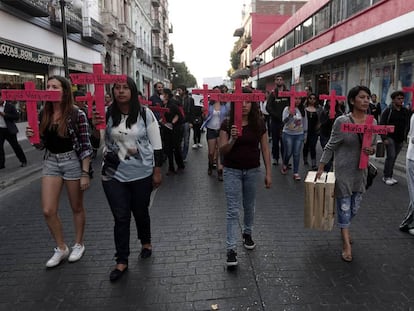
left=0, top=130, right=413, bottom=311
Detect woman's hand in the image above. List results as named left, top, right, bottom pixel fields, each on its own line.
left=153, top=167, right=162, bottom=188
left=264, top=173, right=272, bottom=189
left=80, top=176, right=90, bottom=191
left=315, top=163, right=325, bottom=181
left=363, top=146, right=375, bottom=156
left=25, top=126, right=34, bottom=138
left=92, top=111, right=105, bottom=127
left=230, top=125, right=239, bottom=139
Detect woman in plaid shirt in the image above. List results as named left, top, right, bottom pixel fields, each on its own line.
left=26, top=75, right=92, bottom=268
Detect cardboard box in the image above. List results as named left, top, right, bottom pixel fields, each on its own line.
left=304, top=171, right=335, bottom=231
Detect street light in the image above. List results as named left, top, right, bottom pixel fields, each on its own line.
left=54, top=0, right=82, bottom=78
left=253, top=55, right=263, bottom=90
left=169, top=68, right=178, bottom=89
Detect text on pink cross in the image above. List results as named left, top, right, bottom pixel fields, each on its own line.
left=1, top=82, right=61, bottom=144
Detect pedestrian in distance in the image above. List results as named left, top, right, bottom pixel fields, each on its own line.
left=189, top=95, right=204, bottom=149
left=93, top=76, right=163, bottom=282
left=266, top=74, right=289, bottom=166
left=316, top=85, right=377, bottom=263
left=160, top=87, right=185, bottom=175
left=25, top=75, right=92, bottom=268
left=176, top=86, right=194, bottom=161
left=0, top=90, right=27, bottom=169
left=302, top=93, right=321, bottom=170
left=380, top=90, right=410, bottom=186
left=219, top=87, right=272, bottom=268
left=281, top=95, right=308, bottom=181
left=201, top=86, right=230, bottom=181
left=399, top=111, right=414, bottom=234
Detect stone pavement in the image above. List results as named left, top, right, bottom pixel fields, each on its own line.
left=0, top=132, right=414, bottom=311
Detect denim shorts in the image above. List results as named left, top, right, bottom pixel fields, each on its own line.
left=206, top=128, right=220, bottom=140
left=43, top=150, right=81, bottom=180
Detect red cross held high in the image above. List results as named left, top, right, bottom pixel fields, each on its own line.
left=70, top=63, right=127, bottom=129
left=75, top=91, right=94, bottom=119
left=1, top=81, right=61, bottom=144
left=278, top=85, right=307, bottom=114
left=319, top=90, right=347, bottom=119
left=209, top=79, right=266, bottom=136
left=191, top=84, right=220, bottom=114
left=341, top=114, right=394, bottom=169
left=402, top=83, right=414, bottom=111
left=140, top=97, right=169, bottom=123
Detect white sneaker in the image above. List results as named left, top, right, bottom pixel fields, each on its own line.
left=409, top=228, right=414, bottom=236
left=382, top=177, right=395, bottom=186
left=390, top=177, right=398, bottom=184
left=68, top=243, right=85, bottom=262
left=192, top=144, right=198, bottom=149
left=197, top=143, right=203, bottom=148
left=46, top=245, right=69, bottom=268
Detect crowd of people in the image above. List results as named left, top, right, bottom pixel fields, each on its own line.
left=0, top=71, right=410, bottom=279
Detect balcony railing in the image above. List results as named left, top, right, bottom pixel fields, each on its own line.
left=152, top=20, right=160, bottom=33
left=82, top=18, right=105, bottom=45
left=2, top=0, right=49, bottom=17
left=151, top=0, right=160, bottom=7
left=119, top=22, right=136, bottom=48
left=101, top=11, right=119, bottom=37
left=49, top=5, right=82, bottom=33
left=152, top=47, right=161, bottom=58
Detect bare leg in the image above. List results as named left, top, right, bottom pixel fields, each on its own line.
left=41, top=176, right=65, bottom=249
left=65, top=179, right=85, bottom=245
left=341, top=228, right=352, bottom=262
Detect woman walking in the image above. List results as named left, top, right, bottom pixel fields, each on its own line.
left=316, top=85, right=377, bottom=262
left=96, top=77, right=163, bottom=282
left=219, top=88, right=272, bottom=267
left=26, top=75, right=92, bottom=268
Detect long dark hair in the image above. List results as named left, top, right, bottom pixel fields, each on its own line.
left=40, top=75, right=74, bottom=137
left=347, top=85, right=371, bottom=112
left=110, top=76, right=141, bottom=128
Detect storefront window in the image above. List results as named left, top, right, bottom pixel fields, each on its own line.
left=399, top=50, right=414, bottom=109
left=369, top=54, right=396, bottom=111
left=0, top=69, right=45, bottom=122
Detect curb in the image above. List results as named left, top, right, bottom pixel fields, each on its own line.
left=0, top=165, right=42, bottom=190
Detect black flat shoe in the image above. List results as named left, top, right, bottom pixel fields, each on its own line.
left=20, top=162, right=27, bottom=167
left=140, top=248, right=152, bottom=259
left=109, top=266, right=128, bottom=282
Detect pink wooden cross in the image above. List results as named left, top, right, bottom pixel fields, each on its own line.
left=341, top=114, right=394, bottom=169
left=70, top=63, right=126, bottom=129
left=279, top=85, right=307, bottom=114
left=74, top=91, right=94, bottom=118
left=402, top=83, right=414, bottom=111
left=209, top=79, right=266, bottom=136
left=140, top=99, right=169, bottom=123
left=319, top=90, right=347, bottom=119
left=191, top=84, right=220, bottom=114
left=138, top=96, right=152, bottom=106
left=1, top=82, right=61, bottom=144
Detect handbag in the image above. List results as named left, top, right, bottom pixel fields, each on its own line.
left=366, top=161, right=377, bottom=190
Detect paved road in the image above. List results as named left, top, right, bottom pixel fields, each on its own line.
left=0, top=130, right=413, bottom=310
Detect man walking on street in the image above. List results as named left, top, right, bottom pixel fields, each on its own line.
left=266, top=74, right=289, bottom=165
left=177, top=86, right=194, bottom=162
left=380, top=90, right=410, bottom=185
left=0, top=90, right=27, bottom=169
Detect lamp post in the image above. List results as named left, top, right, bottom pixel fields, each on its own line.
left=254, top=55, right=263, bottom=90
left=169, top=68, right=178, bottom=89
left=56, top=0, right=82, bottom=78
left=59, top=0, right=69, bottom=78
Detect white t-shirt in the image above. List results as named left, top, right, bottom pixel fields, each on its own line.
left=407, top=113, right=414, bottom=161
left=0, top=103, right=6, bottom=128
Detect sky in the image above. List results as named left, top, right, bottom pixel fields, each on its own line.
left=168, top=0, right=247, bottom=87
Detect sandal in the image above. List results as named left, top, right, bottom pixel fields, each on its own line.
left=341, top=251, right=353, bottom=262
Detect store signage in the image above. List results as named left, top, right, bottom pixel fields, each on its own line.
left=0, top=39, right=63, bottom=67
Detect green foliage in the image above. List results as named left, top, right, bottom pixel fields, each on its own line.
left=171, top=62, right=197, bottom=89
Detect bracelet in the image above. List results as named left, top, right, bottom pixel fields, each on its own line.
left=81, top=173, right=90, bottom=178
left=82, top=169, right=89, bottom=174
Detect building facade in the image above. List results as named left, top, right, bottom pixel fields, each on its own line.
left=252, top=0, right=414, bottom=109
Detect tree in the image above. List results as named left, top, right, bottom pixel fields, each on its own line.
left=171, top=61, right=197, bottom=89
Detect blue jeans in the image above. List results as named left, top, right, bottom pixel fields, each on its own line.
left=270, top=120, right=283, bottom=161
left=282, top=132, right=304, bottom=174
left=224, top=167, right=260, bottom=251
left=102, top=175, right=153, bottom=264
left=336, top=192, right=362, bottom=228
left=181, top=122, right=190, bottom=160
left=384, top=137, right=403, bottom=178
